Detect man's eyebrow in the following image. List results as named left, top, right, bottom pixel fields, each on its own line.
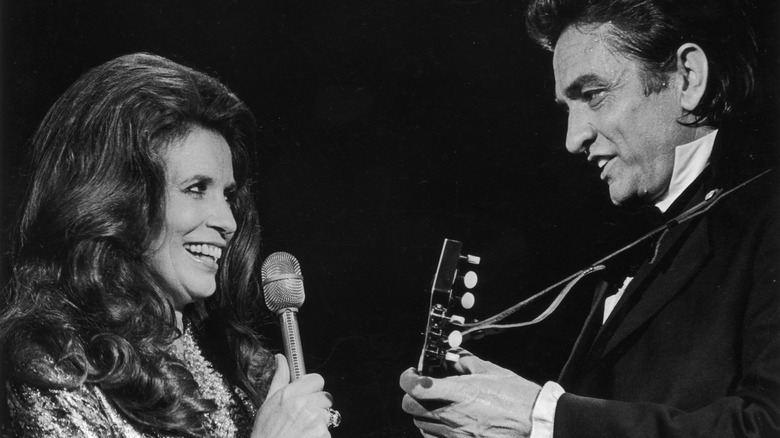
left=560, top=73, right=607, bottom=101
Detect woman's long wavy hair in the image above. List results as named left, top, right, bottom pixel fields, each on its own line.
left=0, top=53, right=276, bottom=436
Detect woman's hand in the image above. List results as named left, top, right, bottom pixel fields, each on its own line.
left=252, top=354, right=333, bottom=438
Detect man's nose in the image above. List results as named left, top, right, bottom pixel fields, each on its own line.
left=565, top=109, right=596, bottom=155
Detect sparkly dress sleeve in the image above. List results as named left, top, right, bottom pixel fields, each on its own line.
left=3, top=327, right=261, bottom=438
left=5, top=379, right=124, bottom=437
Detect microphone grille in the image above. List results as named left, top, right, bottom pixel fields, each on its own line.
left=261, top=251, right=305, bottom=312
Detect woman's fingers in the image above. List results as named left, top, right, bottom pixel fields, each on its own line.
left=265, top=354, right=291, bottom=402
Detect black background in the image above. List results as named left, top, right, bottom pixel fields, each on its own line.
left=1, top=1, right=778, bottom=436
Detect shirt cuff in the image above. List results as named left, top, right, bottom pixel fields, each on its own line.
left=529, top=381, right=565, bottom=438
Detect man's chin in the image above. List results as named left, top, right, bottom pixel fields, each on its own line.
left=607, top=187, right=631, bottom=207
left=613, top=196, right=656, bottom=210
left=608, top=186, right=655, bottom=210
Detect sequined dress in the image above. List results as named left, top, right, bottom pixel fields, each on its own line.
left=4, top=326, right=257, bottom=437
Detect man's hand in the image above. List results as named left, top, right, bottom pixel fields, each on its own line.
left=400, top=352, right=542, bottom=438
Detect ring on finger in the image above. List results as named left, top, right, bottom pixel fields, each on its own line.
left=327, top=408, right=341, bottom=428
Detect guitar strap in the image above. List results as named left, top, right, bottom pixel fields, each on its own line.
left=460, top=168, right=773, bottom=339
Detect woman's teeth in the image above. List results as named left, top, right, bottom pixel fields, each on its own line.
left=184, top=244, right=223, bottom=262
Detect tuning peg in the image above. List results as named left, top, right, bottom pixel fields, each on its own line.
left=460, top=292, right=475, bottom=309
left=445, top=351, right=460, bottom=363
left=460, top=254, right=481, bottom=265
left=460, top=271, right=478, bottom=289
left=449, top=315, right=465, bottom=325
left=447, top=330, right=463, bottom=348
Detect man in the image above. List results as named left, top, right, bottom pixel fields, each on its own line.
left=400, top=1, right=780, bottom=437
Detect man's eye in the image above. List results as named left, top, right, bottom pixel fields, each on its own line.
left=583, top=90, right=606, bottom=107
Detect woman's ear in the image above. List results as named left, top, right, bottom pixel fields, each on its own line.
left=675, top=43, right=709, bottom=112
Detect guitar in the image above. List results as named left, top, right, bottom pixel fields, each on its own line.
left=417, top=238, right=481, bottom=377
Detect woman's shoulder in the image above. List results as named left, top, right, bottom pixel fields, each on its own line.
left=3, top=350, right=146, bottom=437
left=8, top=346, right=83, bottom=389
left=5, top=377, right=121, bottom=437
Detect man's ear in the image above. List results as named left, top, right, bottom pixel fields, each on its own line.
left=675, top=43, right=709, bottom=112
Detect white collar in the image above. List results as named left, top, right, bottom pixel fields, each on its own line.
left=655, top=130, right=718, bottom=213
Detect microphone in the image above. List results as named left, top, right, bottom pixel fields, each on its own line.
left=261, top=251, right=306, bottom=380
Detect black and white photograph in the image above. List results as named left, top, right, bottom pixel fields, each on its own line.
left=1, top=1, right=778, bottom=437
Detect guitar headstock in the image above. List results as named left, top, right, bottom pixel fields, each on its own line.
left=417, top=239, right=481, bottom=377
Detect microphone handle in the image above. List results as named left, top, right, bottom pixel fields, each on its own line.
left=278, top=308, right=306, bottom=380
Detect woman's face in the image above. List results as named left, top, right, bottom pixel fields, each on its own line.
left=147, top=127, right=238, bottom=310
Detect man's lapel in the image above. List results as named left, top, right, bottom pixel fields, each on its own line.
left=599, top=215, right=711, bottom=358
left=579, top=181, right=714, bottom=372
left=558, top=280, right=611, bottom=385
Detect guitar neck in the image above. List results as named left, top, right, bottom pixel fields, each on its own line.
left=418, top=239, right=480, bottom=376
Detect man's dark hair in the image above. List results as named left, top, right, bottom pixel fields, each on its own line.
left=526, top=0, right=757, bottom=127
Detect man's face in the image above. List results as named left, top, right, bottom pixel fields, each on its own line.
left=553, top=23, right=693, bottom=205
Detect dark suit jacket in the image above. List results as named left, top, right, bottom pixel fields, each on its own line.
left=554, top=129, right=780, bottom=437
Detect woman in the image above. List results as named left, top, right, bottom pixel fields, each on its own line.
left=0, top=53, right=335, bottom=437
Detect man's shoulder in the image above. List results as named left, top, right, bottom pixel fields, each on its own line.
left=707, top=167, right=780, bottom=252
left=715, top=168, right=779, bottom=219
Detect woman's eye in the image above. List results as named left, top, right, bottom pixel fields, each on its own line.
left=185, top=182, right=207, bottom=197
left=225, top=189, right=238, bottom=205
